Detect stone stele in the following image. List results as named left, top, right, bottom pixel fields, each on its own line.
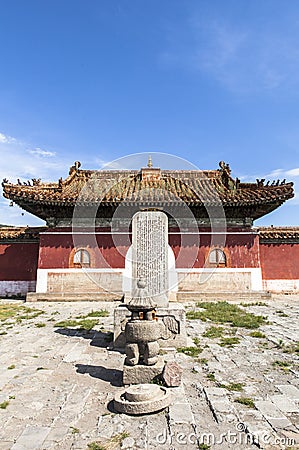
left=114, top=383, right=170, bottom=415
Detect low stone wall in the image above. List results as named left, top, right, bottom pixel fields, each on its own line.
left=36, top=269, right=123, bottom=294
left=263, top=279, right=299, bottom=293
left=177, top=268, right=263, bottom=292
left=0, top=280, right=36, bottom=297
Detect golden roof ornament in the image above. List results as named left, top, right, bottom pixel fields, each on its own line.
left=147, top=155, right=153, bottom=168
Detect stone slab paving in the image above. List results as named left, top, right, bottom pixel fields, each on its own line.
left=0, top=297, right=298, bottom=449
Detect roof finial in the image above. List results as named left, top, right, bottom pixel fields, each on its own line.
left=147, top=155, right=153, bottom=168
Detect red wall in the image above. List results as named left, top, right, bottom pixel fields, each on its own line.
left=0, top=242, right=39, bottom=281
left=169, top=233, right=260, bottom=268
left=38, top=230, right=260, bottom=270
left=260, top=243, right=299, bottom=280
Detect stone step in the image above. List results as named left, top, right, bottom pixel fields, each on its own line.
left=176, top=290, right=272, bottom=303
left=27, top=290, right=272, bottom=303
left=26, top=292, right=123, bottom=302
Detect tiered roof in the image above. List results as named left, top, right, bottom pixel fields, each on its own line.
left=2, top=161, right=294, bottom=225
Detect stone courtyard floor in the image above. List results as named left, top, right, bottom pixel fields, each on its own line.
left=0, top=296, right=298, bottom=450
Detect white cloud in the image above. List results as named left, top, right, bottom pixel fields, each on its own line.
left=0, top=132, right=71, bottom=225
left=286, top=168, right=299, bottom=177
left=239, top=166, right=299, bottom=205
left=28, top=148, right=56, bottom=158
left=0, top=198, right=44, bottom=226
left=0, top=132, right=16, bottom=144
left=0, top=133, right=67, bottom=183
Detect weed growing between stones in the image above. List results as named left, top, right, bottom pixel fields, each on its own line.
left=198, top=358, right=208, bottom=365
left=70, top=426, right=80, bottom=434
left=206, top=372, right=216, bottom=381
left=87, top=432, right=130, bottom=450
left=275, top=339, right=285, bottom=349
left=7, top=364, right=15, bottom=370
left=203, top=326, right=225, bottom=338
left=249, top=331, right=266, bottom=338
left=219, top=337, right=240, bottom=347
left=218, top=382, right=244, bottom=391
left=0, top=400, right=9, bottom=409
left=177, top=346, right=203, bottom=357
left=283, top=341, right=299, bottom=354
left=76, top=309, right=109, bottom=319
left=234, top=397, right=255, bottom=408
left=35, top=323, right=46, bottom=328
left=186, top=302, right=266, bottom=329
left=272, top=360, right=291, bottom=371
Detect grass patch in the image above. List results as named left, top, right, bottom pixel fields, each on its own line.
left=283, top=342, right=299, bottom=354
left=274, top=339, right=285, bottom=349
left=206, top=373, right=216, bottom=381
left=198, top=358, right=208, bottom=365
left=35, top=323, right=46, bottom=328
left=0, top=304, right=44, bottom=325
left=219, top=382, right=244, bottom=391
left=76, top=309, right=109, bottom=319
left=272, top=360, right=291, bottom=371
left=0, top=331, right=7, bottom=335
left=0, top=401, right=9, bottom=409
left=234, top=397, right=255, bottom=408
left=177, top=346, right=203, bottom=357
left=87, top=432, right=130, bottom=450
left=249, top=331, right=266, bottom=338
left=54, top=318, right=99, bottom=331
left=187, top=302, right=266, bottom=329
left=87, top=443, right=105, bottom=450
left=219, top=337, right=240, bottom=347
left=203, top=326, right=225, bottom=339
left=70, top=426, right=80, bottom=434
left=199, top=444, right=211, bottom=450
left=7, top=364, right=15, bottom=370
left=0, top=304, right=21, bottom=321
left=193, top=337, right=200, bottom=346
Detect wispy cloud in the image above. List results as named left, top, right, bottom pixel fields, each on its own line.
left=28, top=148, right=56, bottom=158
left=0, top=132, right=66, bottom=182
left=160, top=9, right=299, bottom=94
left=239, top=166, right=299, bottom=205
left=0, top=132, right=69, bottom=225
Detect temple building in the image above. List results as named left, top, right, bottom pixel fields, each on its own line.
left=1, top=160, right=298, bottom=300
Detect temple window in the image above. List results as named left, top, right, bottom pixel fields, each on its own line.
left=73, top=249, right=90, bottom=268
left=208, top=248, right=226, bottom=267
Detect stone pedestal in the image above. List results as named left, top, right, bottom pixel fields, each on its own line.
left=123, top=356, right=165, bottom=385
left=114, top=383, right=170, bottom=415
left=114, top=303, right=187, bottom=349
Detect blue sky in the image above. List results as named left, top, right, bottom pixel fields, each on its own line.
left=0, top=0, right=298, bottom=226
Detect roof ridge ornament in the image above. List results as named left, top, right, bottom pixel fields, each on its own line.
left=147, top=155, right=153, bottom=168
left=69, top=161, right=81, bottom=175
